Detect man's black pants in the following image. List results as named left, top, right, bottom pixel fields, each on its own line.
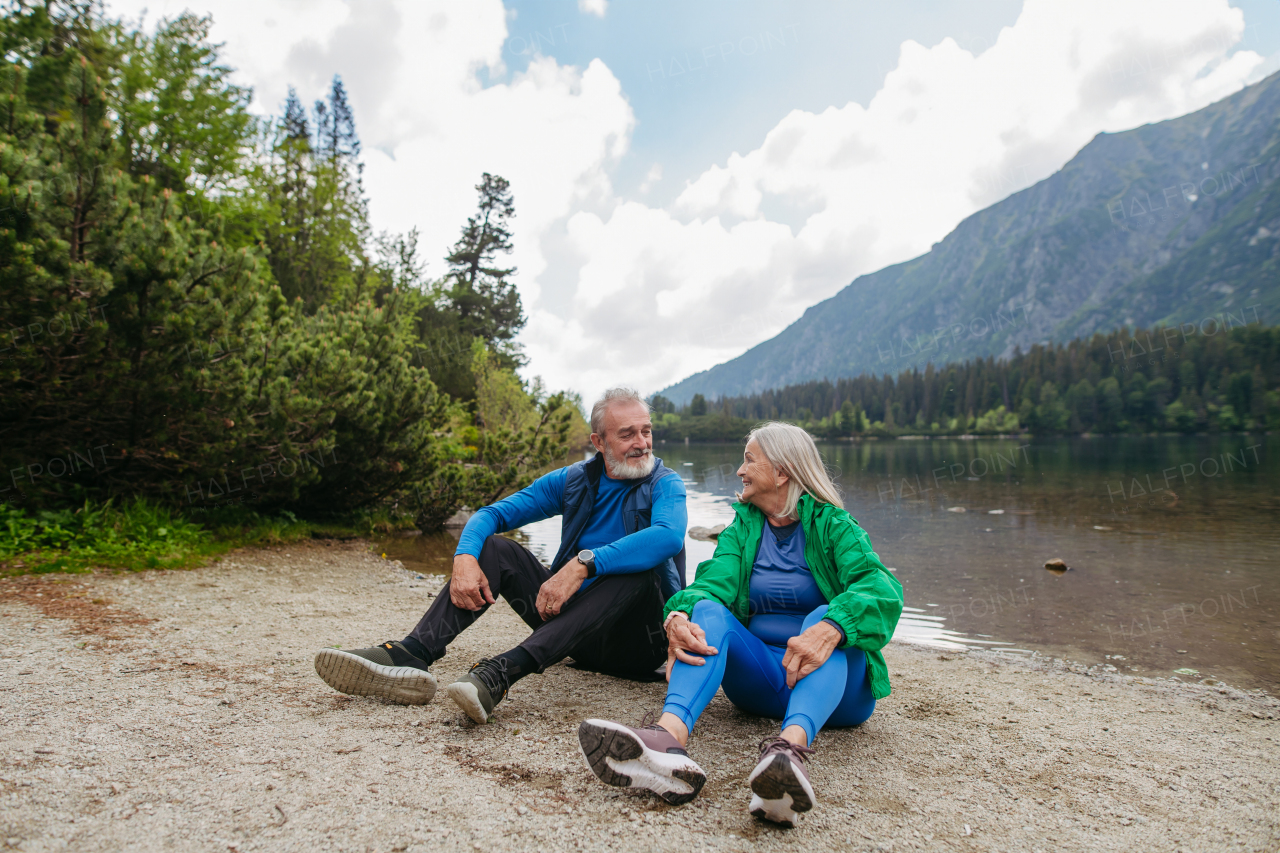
left=407, top=535, right=668, bottom=680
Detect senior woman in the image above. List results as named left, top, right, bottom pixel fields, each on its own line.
left=578, top=422, right=903, bottom=827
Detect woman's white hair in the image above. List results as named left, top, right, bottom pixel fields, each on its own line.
left=740, top=421, right=843, bottom=519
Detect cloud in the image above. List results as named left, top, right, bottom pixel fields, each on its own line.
left=105, top=0, right=1266, bottom=406
left=523, top=0, right=1265, bottom=401
left=638, top=163, right=662, bottom=195
left=578, top=0, right=607, bottom=18
left=106, top=0, right=634, bottom=327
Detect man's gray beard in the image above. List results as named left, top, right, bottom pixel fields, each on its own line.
left=604, top=445, right=655, bottom=479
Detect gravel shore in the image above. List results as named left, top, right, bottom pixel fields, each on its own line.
left=1, top=540, right=1277, bottom=853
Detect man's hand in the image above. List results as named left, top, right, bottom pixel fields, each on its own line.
left=450, top=554, right=495, bottom=611
left=664, top=613, right=718, bottom=681
left=782, top=620, right=842, bottom=688
left=536, top=559, right=588, bottom=621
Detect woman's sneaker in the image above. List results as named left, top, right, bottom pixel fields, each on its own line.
left=578, top=718, right=707, bottom=805
left=314, top=641, right=437, bottom=705
left=747, top=737, right=816, bottom=827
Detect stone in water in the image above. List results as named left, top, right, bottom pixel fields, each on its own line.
left=688, top=524, right=727, bottom=541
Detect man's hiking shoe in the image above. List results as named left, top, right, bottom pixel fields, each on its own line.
left=313, top=642, right=436, bottom=705
left=747, top=737, right=816, bottom=827
left=578, top=718, right=707, bottom=805
left=446, top=658, right=511, bottom=724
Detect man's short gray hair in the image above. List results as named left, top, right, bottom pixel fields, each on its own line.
left=590, top=387, right=649, bottom=436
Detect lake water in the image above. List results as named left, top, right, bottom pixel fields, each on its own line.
left=379, top=436, right=1279, bottom=691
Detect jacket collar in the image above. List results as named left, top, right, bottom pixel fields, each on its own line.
left=733, top=492, right=820, bottom=526
left=584, top=451, right=606, bottom=486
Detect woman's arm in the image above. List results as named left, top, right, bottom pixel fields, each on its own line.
left=663, top=611, right=719, bottom=681
left=662, top=512, right=748, bottom=621
left=780, top=619, right=842, bottom=687
left=822, top=515, right=905, bottom=651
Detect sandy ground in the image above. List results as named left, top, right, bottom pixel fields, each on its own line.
left=1, top=539, right=1277, bottom=853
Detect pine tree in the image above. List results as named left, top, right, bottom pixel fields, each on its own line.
left=839, top=400, right=857, bottom=435
left=444, top=173, right=526, bottom=368
left=0, top=7, right=454, bottom=514
left=116, top=12, right=254, bottom=193
left=649, top=394, right=675, bottom=414
left=283, top=87, right=310, bottom=141
left=260, top=82, right=368, bottom=310
left=0, top=46, right=269, bottom=501
left=316, top=76, right=361, bottom=163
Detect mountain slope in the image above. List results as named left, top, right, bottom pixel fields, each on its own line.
left=661, top=71, right=1280, bottom=405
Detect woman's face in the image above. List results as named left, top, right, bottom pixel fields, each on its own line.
left=737, top=438, right=787, bottom=510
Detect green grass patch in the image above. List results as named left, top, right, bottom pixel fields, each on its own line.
left=0, top=500, right=412, bottom=576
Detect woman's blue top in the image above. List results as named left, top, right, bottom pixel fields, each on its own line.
left=747, top=519, right=831, bottom=647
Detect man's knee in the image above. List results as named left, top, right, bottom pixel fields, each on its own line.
left=592, top=569, right=652, bottom=590
left=478, top=534, right=522, bottom=563
left=800, top=604, right=830, bottom=631
left=573, top=570, right=658, bottom=613
left=476, top=534, right=532, bottom=581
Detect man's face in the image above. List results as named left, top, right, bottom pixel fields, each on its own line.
left=591, top=401, right=654, bottom=479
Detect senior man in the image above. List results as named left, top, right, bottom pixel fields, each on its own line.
left=314, top=387, right=688, bottom=722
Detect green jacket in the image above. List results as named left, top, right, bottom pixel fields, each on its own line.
left=664, top=494, right=904, bottom=700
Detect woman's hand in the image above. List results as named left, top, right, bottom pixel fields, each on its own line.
left=782, top=621, right=842, bottom=688
left=665, top=613, right=718, bottom=681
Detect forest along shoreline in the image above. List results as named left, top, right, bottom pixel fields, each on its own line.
left=1, top=540, right=1277, bottom=852
left=1, top=5, right=593, bottom=583
left=650, top=321, right=1277, bottom=442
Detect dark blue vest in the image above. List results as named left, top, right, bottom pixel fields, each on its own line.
left=550, top=452, right=687, bottom=601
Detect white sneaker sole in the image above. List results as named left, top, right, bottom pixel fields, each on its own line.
left=313, top=649, right=437, bottom=705
left=747, top=753, right=816, bottom=827
left=578, top=719, right=706, bottom=805
left=446, top=680, right=491, bottom=724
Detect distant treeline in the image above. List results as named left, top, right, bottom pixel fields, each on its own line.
left=651, top=322, right=1279, bottom=440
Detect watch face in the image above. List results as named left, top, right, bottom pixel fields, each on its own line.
left=578, top=549, right=594, bottom=564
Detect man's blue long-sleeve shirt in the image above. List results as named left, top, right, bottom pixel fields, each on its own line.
left=456, top=466, right=687, bottom=581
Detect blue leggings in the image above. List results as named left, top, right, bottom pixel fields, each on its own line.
left=662, top=600, right=876, bottom=744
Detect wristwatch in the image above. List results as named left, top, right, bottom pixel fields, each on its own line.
left=577, top=549, right=595, bottom=575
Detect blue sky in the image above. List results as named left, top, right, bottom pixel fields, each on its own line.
left=500, top=1, right=1028, bottom=204
left=501, top=0, right=1280, bottom=204
left=108, top=0, right=1280, bottom=400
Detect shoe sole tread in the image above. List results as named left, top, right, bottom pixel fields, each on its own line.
left=747, top=753, right=815, bottom=827
left=578, top=719, right=706, bottom=806
left=313, top=649, right=436, bottom=705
